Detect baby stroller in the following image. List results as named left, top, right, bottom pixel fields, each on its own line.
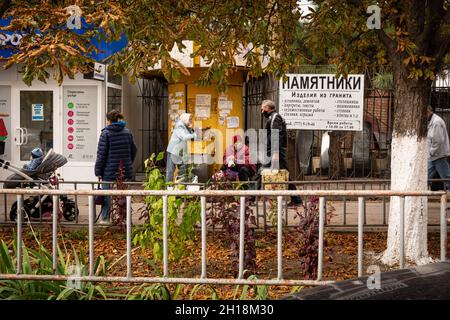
left=0, top=149, right=79, bottom=222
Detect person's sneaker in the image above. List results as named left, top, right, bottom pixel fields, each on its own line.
left=98, top=219, right=110, bottom=225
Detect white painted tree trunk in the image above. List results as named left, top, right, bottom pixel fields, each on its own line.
left=381, top=133, right=432, bottom=266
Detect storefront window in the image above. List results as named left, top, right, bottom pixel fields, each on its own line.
left=107, top=86, right=122, bottom=113
left=107, top=72, right=122, bottom=86
left=19, top=91, right=53, bottom=161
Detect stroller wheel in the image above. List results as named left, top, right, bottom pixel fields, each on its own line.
left=62, top=201, right=79, bottom=222
left=9, top=201, right=32, bottom=221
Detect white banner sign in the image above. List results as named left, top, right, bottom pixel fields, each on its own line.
left=279, top=74, right=364, bottom=131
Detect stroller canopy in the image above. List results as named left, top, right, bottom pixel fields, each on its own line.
left=3, top=149, right=68, bottom=189
left=36, top=149, right=68, bottom=174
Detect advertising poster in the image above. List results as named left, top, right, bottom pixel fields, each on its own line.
left=62, top=86, right=98, bottom=162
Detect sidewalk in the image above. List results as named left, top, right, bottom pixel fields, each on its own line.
left=0, top=194, right=447, bottom=227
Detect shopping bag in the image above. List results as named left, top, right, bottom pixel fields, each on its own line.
left=94, top=184, right=104, bottom=205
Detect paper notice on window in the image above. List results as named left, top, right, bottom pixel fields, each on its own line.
left=218, top=99, right=233, bottom=111
left=219, top=110, right=230, bottom=117
left=32, top=104, right=44, bottom=121
left=196, top=94, right=211, bottom=106
left=175, top=91, right=184, bottom=97
left=217, top=99, right=228, bottom=110
left=195, top=106, right=211, bottom=119
left=226, top=116, right=239, bottom=128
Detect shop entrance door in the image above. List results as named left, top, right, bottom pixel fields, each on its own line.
left=12, top=90, right=54, bottom=164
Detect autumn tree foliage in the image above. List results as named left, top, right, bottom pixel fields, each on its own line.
left=0, top=0, right=125, bottom=85
left=1, top=0, right=449, bottom=264
left=302, top=0, right=449, bottom=264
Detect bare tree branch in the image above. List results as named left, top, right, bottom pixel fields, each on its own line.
left=417, top=0, right=446, bottom=53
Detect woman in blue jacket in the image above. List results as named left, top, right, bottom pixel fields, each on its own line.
left=95, top=110, right=137, bottom=224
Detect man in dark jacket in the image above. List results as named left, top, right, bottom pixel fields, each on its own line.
left=95, top=110, right=137, bottom=224
left=254, top=100, right=301, bottom=205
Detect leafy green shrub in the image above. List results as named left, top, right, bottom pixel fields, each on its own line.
left=132, top=152, right=201, bottom=262
left=0, top=237, right=115, bottom=300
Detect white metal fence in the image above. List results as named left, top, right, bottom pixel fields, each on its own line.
left=0, top=188, right=448, bottom=287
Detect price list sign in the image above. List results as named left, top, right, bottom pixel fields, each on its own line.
left=62, top=86, right=98, bottom=161
left=279, top=74, right=364, bottom=131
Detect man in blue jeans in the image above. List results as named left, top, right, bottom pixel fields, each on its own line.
left=427, top=105, right=450, bottom=190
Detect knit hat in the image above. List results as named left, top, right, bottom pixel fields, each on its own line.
left=31, top=147, right=43, bottom=159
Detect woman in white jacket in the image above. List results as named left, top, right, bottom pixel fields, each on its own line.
left=166, top=113, right=196, bottom=183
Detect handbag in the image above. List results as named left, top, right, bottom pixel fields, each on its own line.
left=94, top=184, right=104, bottom=206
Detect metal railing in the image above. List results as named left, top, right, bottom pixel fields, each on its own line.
left=0, top=188, right=447, bottom=286
left=1, top=178, right=448, bottom=229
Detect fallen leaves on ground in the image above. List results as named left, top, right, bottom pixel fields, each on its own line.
left=0, top=226, right=446, bottom=300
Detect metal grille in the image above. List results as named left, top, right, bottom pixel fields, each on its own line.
left=243, top=68, right=396, bottom=179
left=138, top=78, right=168, bottom=172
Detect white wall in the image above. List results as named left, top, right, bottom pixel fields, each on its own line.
left=0, top=65, right=105, bottom=188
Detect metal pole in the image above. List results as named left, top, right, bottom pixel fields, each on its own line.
left=399, top=196, right=405, bottom=269
left=383, top=183, right=387, bottom=225
left=74, top=183, right=79, bottom=224
left=318, top=197, right=325, bottom=281
left=16, top=195, right=23, bottom=274
left=277, top=196, right=283, bottom=280
left=88, top=195, right=94, bottom=276
left=343, top=183, right=347, bottom=225
left=358, top=197, right=364, bottom=277
left=255, top=192, right=260, bottom=229
left=263, top=182, right=267, bottom=233
left=126, top=196, right=132, bottom=278
left=3, top=193, right=7, bottom=222
left=39, top=183, right=42, bottom=223
left=440, top=193, right=447, bottom=262
left=201, top=196, right=207, bottom=278
left=363, top=183, right=367, bottom=225
left=238, top=196, right=246, bottom=279
left=284, top=196, right=288, bottom=227
left=52, top=195, right=58, bottom=273
left=162, top=195, right=168, bottom=277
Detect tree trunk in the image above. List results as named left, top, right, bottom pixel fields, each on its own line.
left=328, top=131, right=345, bottom=179
left=381, top=66, right=433, bottom=266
